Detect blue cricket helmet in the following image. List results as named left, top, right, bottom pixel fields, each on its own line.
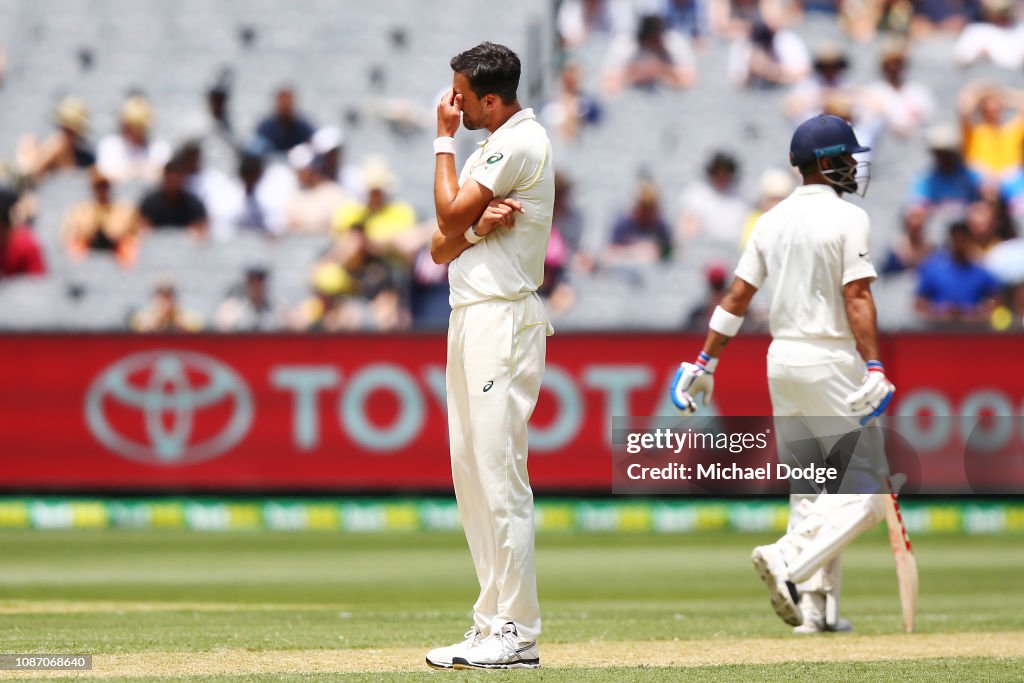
left=789, top=114, right=870, bottom=168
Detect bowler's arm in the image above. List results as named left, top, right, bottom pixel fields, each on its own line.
left=430, top=229, right=472, bottom=265
left=700, top=276, right=758, bottom=358
left=844, top=277, right=880, bottom=362
left=434, top=158, right=495, bottom=237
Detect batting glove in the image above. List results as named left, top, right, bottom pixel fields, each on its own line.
left=846, top=360, right=895, bottom=426
left=670, top=352, right=717, bottom=415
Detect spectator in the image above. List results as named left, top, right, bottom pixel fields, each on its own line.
left=984, top=237, right=1024, bottom=328
left=285, top=144, right=348, bottom=234
left=552, top=173, right=592, bottom=271
left=206, top=76, right=237, bottom=143
left=129, top=278, right=203, bottom=332
left=659, top=0, right=712, bottom=43
left=332, top=158, right=416, bottom=251
left=541, top=61, right=603, bottom=140
left=331, top=225, right=410, bottom=331
left=909, top=124, right=982, bottom=216
left=785, top=42, right=853, bottom=122
left=288, top=262, right=360, bottom=332
left=16, top=96, right=95, bottom=181
left=557, top=0, right=635, bottom=48
left=684, top=262, right=729, bottom=330
left=677, top=151, right=750, bottom=250
left=138, top=158, right=208, bottom=235
left=311, top=126, right=364, bottom=198
left=910, top=0, right=981, bottom=36
left=60, top=168, right=139, bottom=266
left=882, top=205, right=935, bottom=274
left=604, top=180, right=673, bottom=263
left=254, top=86, right=315, bottom=153
left=0, top=188, right=45, bottom=279
left=965, top=197, right=1013, bottom=260
left=603, top=14, right=697, bottom=94
left=96, top=96, right=171, bottom=183
left=915, top=221, right=1002, bottom=323
left=179, top=140, right=234, bottom=214
left=181, top=73, right=240, bottom=174
left=863, top=40, right=935, bottom=138
left=958, top=83, right=1024, bottom=183
left=214, top=265, right=282, bottom=331
left=709, top=0, right=762, bottom=39
left=207, top=154, right=284, bottom=240
left=409, top=240, right=452, bottom=328
left=741, top=168, right=795, bottom=246
left=873, top=0, right=915, bottom=37
left=727, top=14, right=810, bottom=88
left=953, top=0, right=1024, bottom=69
left=539, top=226, right=576, bottom=315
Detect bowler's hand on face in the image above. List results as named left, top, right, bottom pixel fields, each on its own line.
left=437, top=88, right=463, bottom=138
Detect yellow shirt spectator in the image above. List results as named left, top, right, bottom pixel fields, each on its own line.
left=964, top=115, right=1024, bottom=180
left=332, top=199, right=416, bottom=241
left=332, top=157, right=416, bottom=242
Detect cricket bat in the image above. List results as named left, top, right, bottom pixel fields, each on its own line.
left=884, top=478, right=918, bottom=633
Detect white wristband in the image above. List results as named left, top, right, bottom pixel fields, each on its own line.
left=433, top=136, right=456, bottom=155
left=709, top=305, right=744, bottom=337
left=464, top=226, right=484, bottom=244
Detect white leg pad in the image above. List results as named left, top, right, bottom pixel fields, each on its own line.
left=786, top=494, right=885, bottom=585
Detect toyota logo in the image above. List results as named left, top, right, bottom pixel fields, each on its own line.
left=85, top=351, right=253, bottom=466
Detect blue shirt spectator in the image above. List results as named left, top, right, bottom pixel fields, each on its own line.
left=910, top=127, right=981, bottom=215
left=914, top=0, right=982, bottom=27
left=605, top=181, right=674, bottom=263
left=659, top=0, right=710, bottom=40
left=916, top=221, right=1002, bottom=323
left=254, top=87, right=314, bottom=153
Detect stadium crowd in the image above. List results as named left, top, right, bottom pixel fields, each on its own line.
left=0, top=0, right=1023, bottom=331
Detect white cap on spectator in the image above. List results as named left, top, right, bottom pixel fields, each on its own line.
left=926, top=124, right=960, bottom=151
left=363, top=157, right=398, bottom=193
left=759, top=168, right=796, bottom=200
left=288, top=143, right=315, bottom=170
left=312, top=126, right=344, bottom=154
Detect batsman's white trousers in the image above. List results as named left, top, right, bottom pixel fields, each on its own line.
left=767, top=340, right=886, bottom=602
left=446, top=293, right=551, bottom=642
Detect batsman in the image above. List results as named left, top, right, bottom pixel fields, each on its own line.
left=671, top=115, right=898, bottom=632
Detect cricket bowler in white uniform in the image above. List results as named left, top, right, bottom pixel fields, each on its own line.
left=425, top=42, right=553, bottom=669
left=671, top=115, right=897, bottom=633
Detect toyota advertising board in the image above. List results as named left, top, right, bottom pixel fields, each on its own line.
left=0, top=334, right=1021, bottom=493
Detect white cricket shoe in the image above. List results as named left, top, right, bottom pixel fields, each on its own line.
left=425, top=627, right=481, bottom=669
left=752, top=544, right=803, bottom=627
left=452, top=622, right=540, bottom=669
left=793, top=592, right=854, bottom=634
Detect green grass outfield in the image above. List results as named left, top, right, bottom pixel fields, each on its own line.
left=1, top=529, right=1022, bottom=681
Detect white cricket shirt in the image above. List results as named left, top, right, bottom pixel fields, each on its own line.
left=734, top=184, right=877, bottom=364
left=448, top=109, right=555, bottom=308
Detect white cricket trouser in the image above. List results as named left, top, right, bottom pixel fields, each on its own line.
left=446, top=293, right=550, bottom=642
left=767, top=340, right=887, bottom=606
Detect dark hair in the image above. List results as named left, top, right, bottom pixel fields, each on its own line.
left=164, top=157, right=187, bottom=175
left=238, top=153, right=264, bottom=178
left=637, top=14, right=665, bottom=42
left=450, top=42, right=520, bottom=105
left=949, top=220, right=970, bottom=239
left=0, top=187, right=17, bottom=228
left=706, top=152, right=738, bottom=176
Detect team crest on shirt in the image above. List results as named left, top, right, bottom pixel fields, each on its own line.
left=486, top=152, right=504, bottom=164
